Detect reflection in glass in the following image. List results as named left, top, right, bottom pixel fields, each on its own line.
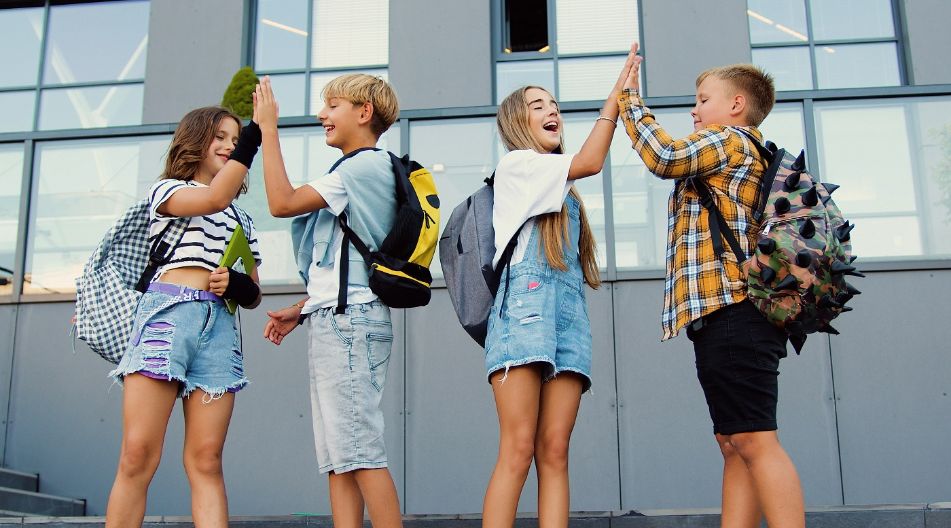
left=43, top=0, right=149, bottom=84
left=556, top=0, right=637, bottom=54
left=814, top=97, right=951, bottom=260
left=310, top=69, right=387, bottom=116
left=562, top=112, right=607, bottom=268
left=747, top=0, right=808, bottom=44
left=611, top=108, right=691, bottom=270
left=409, top=118, right=499, bottom=278
left=0, top=6, right=44, bottom=88
left=311, top=0, right=388, bottom=69
left=241, top=125, right=400, bottom=285
left=255, top=0, right=308, bottom=71
left=752, top=47, right=813, bottom=91
left=0, top=144, right=24, bottom=296
left=503, top=0, right=548, bottom=53
left=815, top=43, right=900, bottom=89
left=39, top=84, right=144, bottom=130
left=0, top=91, right=36, bottom=133
left=558, top=56, right=625, bottom=103
left=496, top=60, right=554, bottom=104
left=810, top=0, right=894, bottom=40
left=266, top=73, right=307, bottom=117
left=26, top=136, right=171, bottom=294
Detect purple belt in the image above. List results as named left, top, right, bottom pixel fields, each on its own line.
left=147, top=282, right=224, bottom=304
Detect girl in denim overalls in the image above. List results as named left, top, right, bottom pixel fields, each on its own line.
left=482, top=44, right=640, bottom=526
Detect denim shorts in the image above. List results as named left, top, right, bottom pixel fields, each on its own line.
left=305, top=299, right=393, bottom=474
left=110, top=286, right=247, bottom=400
left=687, top=299, right=788, bottom=435
left=485, top=260, right=593, bottom=392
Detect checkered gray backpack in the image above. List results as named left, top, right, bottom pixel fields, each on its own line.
left=73, top=199, right=187, bottom=363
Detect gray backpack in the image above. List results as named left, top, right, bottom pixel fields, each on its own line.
left=439, top=174, right=520, bottom=347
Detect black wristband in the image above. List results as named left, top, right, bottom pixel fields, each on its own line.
left=228, top=120, right=262, bottom=169
left=223, top=269, right=260, bottom=308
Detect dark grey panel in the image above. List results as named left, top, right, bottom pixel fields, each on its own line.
left=902, top=0, right=951, bottom=85
left=388, top=0, right=493, bottom=110
left=614, top=280, right=842, bottom=509
left=640, top=0, right=752, bottom=97
left=0, top=306, right=16, bottom=463
left=142, top=0, right=245, bottom=124
left=403, top=287, right=620, bottom=514
left=830, top=270, right=951, bottom=504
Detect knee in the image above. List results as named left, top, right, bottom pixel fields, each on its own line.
left=535, top=432, right=570, bottom=469
left=500, top=431, right=535, bottom=473
left=117, top=440, right=162, bottom=479
left=183, top=443, right=224, bottom=478
left=727, top=432, right=777, bottom=463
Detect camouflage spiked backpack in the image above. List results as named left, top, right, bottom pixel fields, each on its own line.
left=693, top=128, right=862, bottom=353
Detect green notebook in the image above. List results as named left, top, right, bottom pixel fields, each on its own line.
left=219, top=224, right=256, bottom=314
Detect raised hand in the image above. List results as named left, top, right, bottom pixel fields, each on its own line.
left=255, top=76, right=280, bottom=131
left=622, top=42, right=642, bottom=92
left=263, top=304, right=301, bottom=345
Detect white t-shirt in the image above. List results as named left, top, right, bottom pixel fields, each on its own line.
left=492, top=150, right=574, bottom=268
left=148, top=180, right=262, bottom=276
left=301, top=171, right=377, bottom=311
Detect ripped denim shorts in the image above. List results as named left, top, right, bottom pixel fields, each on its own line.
left=109, top=285, right=248, bottom=400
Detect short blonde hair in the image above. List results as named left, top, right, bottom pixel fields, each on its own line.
left=321, top=74, right=399, bottom=137
left=696, top=64, right=775, bottom=126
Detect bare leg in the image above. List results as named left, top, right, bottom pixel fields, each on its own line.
left=716, top=433, right=762, bottom=528
left=482, top=365, right=543, bottom=528
left=727, top=431, right=805, bottom=528
left=353, top=468, right=402, bottom=528
left=328, top=471, right=366, bottom=528
left=105, top=374, right=179, bottom=528
left=182, top=391, right=235, bottom=528
left=535, top=373, right=583, bottom=528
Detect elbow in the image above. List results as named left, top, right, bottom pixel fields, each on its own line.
left=268, top=202, right=297, bottom=218
left=210, top=194, right=233, bottom=212
left=573, top=157, right=604, bottom=179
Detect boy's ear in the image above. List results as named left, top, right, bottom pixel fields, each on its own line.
left=730, top=93, right=747, bottom=119
left=357, top=101, right=374, bottom=125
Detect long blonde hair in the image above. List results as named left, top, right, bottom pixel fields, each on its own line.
left=496, top=86, right=600, bottom=288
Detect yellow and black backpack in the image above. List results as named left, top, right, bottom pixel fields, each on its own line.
left=337, top=150, right=439, bottom=312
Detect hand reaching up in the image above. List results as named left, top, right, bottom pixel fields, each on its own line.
left=255, top=76, right=280, bottom=131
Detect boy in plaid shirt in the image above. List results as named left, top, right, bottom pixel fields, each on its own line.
left=619, top=53, right=805, bottom=527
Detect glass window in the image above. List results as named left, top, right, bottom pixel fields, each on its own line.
left=311, top=0, right=388, bottom=68
left=502, top=0, right=549, bottom=54
left=267, top=73, right=307, bottom=118
left=0, top=144, right=24, bottom=296
left=555, top=0, right=637, bottom=54
left=241, top=124, right=401, bottom=286
left=558, top=56, right=626, bottom=103
left=25, top=135, right=171, bottom=295
left=0, top=5, right=44, bottom=88
left=42, top=1, right=149, bottom=85
left=814, top=97, right=951, bottom=260
left=562, top=112, right=607, bottom=268
left=810, top=0, right=895, bottom=40
left=0, top=91, right=36, bottom=133
left=814, top=43, right=900, bottom=89
left=751, top=47, right=813, bottom=92
left=496, top=60, right=554, bottom=104
left=747, top=0, right=808, bottom=44
left=254, top=0, right=308, bottom=71
left=759, top=102, right=806, bottom=158
left=409, top=117, right=499, bottom=278
left=38, top=84, right=144, bottom=130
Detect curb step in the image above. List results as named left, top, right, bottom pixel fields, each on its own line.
left=0, top=470, right=37, bottom=493
left=0, top=487, right=84, bottom=517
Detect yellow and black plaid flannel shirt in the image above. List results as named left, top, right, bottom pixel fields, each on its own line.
left=618, top=88, right=767, bottom=340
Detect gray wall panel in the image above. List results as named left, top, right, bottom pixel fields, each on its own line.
left=142, top=0, right=246, bottom=124
left=902, top=0, right=951, bottom=85
left=641, top=0, right=751, bottom=97
left=0, top=306, right=16, bottom=463
left=388, top=0, right=493, bottom=110
left=830, top=270, right=951, bottom=504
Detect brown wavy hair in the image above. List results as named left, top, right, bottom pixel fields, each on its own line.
left=496, top=86, right=600, bottom=289
left=161, top=106, right=246, bottom=194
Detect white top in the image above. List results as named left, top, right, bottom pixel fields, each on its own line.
left=491, top=150, right=574, bottom=268
left=302, top=171, right=377, bottom=310
left=148, top=180, right=262, bottom=276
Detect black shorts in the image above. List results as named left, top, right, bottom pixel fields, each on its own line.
left=686, top=299, right=788, bottom=435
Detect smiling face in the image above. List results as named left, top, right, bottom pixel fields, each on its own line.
left=524, top=87, right=562, bottom=153
left=317, top=97, right=368, bottom=152
left=691, top=75, right=746, bottom=131
left=198, top=117, right=239, bottom=183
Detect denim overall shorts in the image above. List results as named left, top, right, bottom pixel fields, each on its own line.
left=484, top=193, right=593, bottom=392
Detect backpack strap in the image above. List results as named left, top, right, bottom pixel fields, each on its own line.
left=732, top=127, right=785, bottom=223
left=134, top=216, right=188, bottom=292
left=691, top=178, right=748, bottom=264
